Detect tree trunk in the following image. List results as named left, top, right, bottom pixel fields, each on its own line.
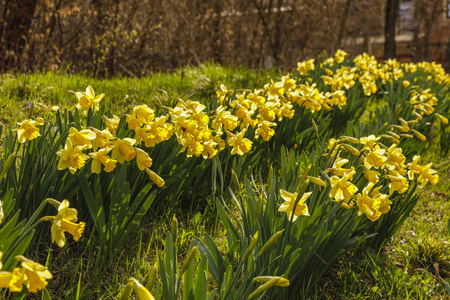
left=335, top=0, right=353, bottom=51
left=384, top=0, right=399, bottom=59
left=0, top=0, right=38, bottom=71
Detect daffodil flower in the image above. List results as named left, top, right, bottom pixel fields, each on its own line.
left=41, top=199, right=86, bottom=247
left=89, top=147, right=117, bottom=173
left=15, top=256, right=53, bottom=293
left=16, top=118, right=44, bottom=143
left=278, top=189, right=311, bottom=222
left=56, top=139, right=90, bottom=174
left=76, top=85, right=104, bottom=114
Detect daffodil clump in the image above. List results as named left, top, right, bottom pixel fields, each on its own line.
left=50, top=87, right=166, bottom=187
left=326, top=135, right=438, bottom=222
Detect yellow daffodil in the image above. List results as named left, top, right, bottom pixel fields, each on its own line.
left=363, top=167, right=381, bottom=184
left=16, top=118, right=44, bottom=143
left=68, top=127, right=96, bottom=148
left=89, top=147, right=117, bottom=173
left=41, top=199, right=86, bottom=247
left=329, top=170, right=358, bottom=208
left=297, top=59, right=315, bottom=75
left=212, top=106, right=239, bottom=134
left=56, top=139, right=90, bottom=174
left=359, top=135, right=380, bottom=150
left=386, top=170, right=409, bottom=194
left=15, top=256, right=53, bottom=293
left=332, top=157, right=354, bottom=177
left=417, top=164, right=439, bottom=187
left=278, top=189, right=311, bottom=222
left=0, top=267, right=25, bottom=292
left=371, top=186, right=392, bottom=214
left=112, top=138, right=136, bottom=163
left=134, top=148, right=153, bottom=171
left=364, top=145, right=387, bottom=169
left=356, top=183, right=382, bottom=221
left=334, top=49, right=348, bottom=63
left=76, top=86, right=104, bottom=113
left=102, top=115, right=121, bottom=133
left=92, top=128, right=114, bottom=150
left=255, top=120, right=276, bottom=142
left=227, top=129, right=252, bottom=155
left=384, top=144, right=406, bottom=172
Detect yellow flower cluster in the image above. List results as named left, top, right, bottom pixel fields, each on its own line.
left=15, top=50, right=449, bottom=190
left=54, top=93, right=166, bottom=185
left=327, top=135, right=438, bottom=222
left=0, top=253, right=52, bottom=293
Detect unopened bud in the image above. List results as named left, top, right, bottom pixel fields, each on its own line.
left=180, top=246, right=198, bottom=276
left=342, top=144, right=360, bottom=156
left=339, top=136, right=359, bottom=144
left=436, top=114, right=449, bottom=125
left=411, top=129, right=426, bottom=141
left=0, top=153, right=15, bottom=179
left=258, top=229, right=285, bottom=256
left=307, top=176, right=326, bottom=187
left=243, top=232, right=259, bottom=261
left=146, top=264, right=158, bottom=291
left=386, top=131, right=400, bottom=140
left=171, top=215, right=178, bottom=243
left=253, top=276, right=290, bottom=287
left=145, top=169, right=165, bottom=187
left=248, top=277, right=284, bottom=299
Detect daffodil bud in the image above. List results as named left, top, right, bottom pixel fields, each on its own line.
left=131, top=278, right=155, bottom=300
left=307, top=176, right=326, bottom=187
left=297, top=165, right=311, bottom=191
left=179, top=246, right=198, bottom=276
left=380, top=135, right=400, bottom=145
left=400, top=134, right=414, bottom=139
left=243, top=232, right=259, bottom=261
left=258, top=229, right=285, bottom=256
left=412, top=111, right=423, bottom=120
left=253, top=276, right=290, bottom=287
left=312, top=119, right=319, bottom=137
left=416, top=107, right=431, bottom=115
left=342, top=144, right=360, bottom=156
left=411, top=129, right=426, bottom=141
left=171, top=215, right=178, bottom=243
left=145, top=169, right=165, bottom=187
left=339, top=136, right=360, bottom=144
left=386, top=131, right=400, bottom=140
left=119, top=280, right=134, bottom=300
left=436, top=113, right=449, bottom=125
left=0, top=153, right=15, bottom=179
left=248, top=276, right=283, bottom=299
left=376, top=122, right=389, bottom=135
left=146, top=264, right=158, bottom=291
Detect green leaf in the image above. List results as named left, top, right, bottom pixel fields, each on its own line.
left=194, top=254, right=208, bottom=300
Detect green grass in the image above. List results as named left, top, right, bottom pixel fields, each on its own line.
left=0, top=63, right=280, bottom=129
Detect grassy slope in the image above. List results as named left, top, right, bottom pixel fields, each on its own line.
left=1, top=65, right=449, bottom=299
